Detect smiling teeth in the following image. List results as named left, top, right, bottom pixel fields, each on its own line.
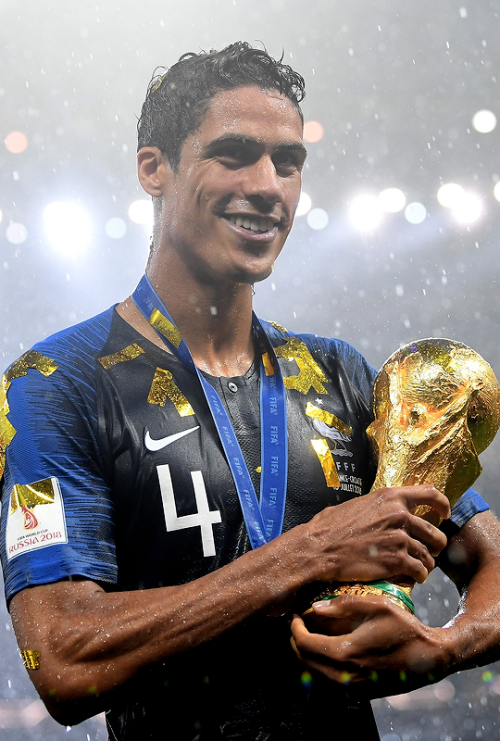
left=228, top=215, right=274, bottom=233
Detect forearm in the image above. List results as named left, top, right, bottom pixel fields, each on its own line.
left=10, top=484, right=450, bottom=723
left=11, top=523, right=317, bottom=721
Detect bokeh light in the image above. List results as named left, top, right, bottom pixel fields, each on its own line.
left=349, top=194, right=383, bottom=231
left=6, top=222, right=27, bottom=244
left=4, top=131, right=28, bottom=154
left=300, top=671, right=313, bottom=688
left=307, top=208, right=329, bottom=230
left=128, top=199, right=154, bottom=226
left=105, top=217, right=127, bottom=239
left=493, top=182, right=500, bottom=202
left=295, top=191, right=312, bottom=217
left=437, top=183, right=464, bottom=208
left=303, top=121, right=324, bottom=143
left=404, top=202, right=427, bottom=224
left=437, top=183, right=482, bottom=224
left=44, top=202, right=91, bottom=253
left=451, top=192, right=482, bottom=224
left=472, top=109, right=497, bottom=133
left=379, top=188, right=406, bottom=213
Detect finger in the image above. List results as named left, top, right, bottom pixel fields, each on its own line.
left=406, top=535, right=438, bottom=573
left=311, top=594, right=391, bottom=619
left=290, top=616, right=371, bottom=684
left=401, top=485, right=451, bottom=520
left=407, top=515, right=448, bottom=556
left=310, top=594, right=415, bottom=635
left=404, top=538, right=435, bottom=578
left=379, top=529, right=433, bottom=583
left=290, top=633, right=301, bottom=659
left=292, top=614, right=351, bottom=656
left=290, top=614, right=307, bottom=638
left=291, top=614, right=324, bottom=649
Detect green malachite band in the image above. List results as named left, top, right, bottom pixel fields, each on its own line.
left=318, top=580, right=416, bottom=615
left=365, top=581, right=415, bottom=614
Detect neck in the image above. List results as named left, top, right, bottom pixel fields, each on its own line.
left=151, top=268, right=256, bottom=377
left=118, top=258, right=256, bottom=378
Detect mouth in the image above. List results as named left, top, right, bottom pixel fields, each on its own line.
left=224, top=214, right=280, bottom=235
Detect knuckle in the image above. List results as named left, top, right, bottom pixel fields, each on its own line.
left=385, top=506, right=408, bottom=527
left=389, top=512, right=410, bottom=535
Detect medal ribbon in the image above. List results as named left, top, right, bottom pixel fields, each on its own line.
left=133, top=274, right=288, bottom=549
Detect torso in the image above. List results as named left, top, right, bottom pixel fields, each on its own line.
left=1, top=306, right=380, bottom=740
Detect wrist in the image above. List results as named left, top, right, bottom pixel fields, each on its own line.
left=423, top=624, right=458, bottom=678
left=270, top=521, right=325, bottom=589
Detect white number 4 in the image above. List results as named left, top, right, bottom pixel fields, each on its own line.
left=157, top=464, right=222, bottom=557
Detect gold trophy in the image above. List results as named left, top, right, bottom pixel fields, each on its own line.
left=304, top=338, right=500, bottom=633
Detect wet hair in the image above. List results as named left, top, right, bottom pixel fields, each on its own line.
left=137, top=41, right=305, bottom=169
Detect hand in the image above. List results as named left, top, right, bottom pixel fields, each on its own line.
left=290, top=594, right=452, bottom=699
left=303, top=485, right=450, bottom=585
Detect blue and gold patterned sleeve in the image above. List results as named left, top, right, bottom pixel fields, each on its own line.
left=0, top=310, right=118, bottom=604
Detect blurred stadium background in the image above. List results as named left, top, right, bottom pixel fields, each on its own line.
left=2, top=1, right=500, bottom=738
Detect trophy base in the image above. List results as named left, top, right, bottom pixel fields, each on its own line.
left=302, top=581, right=415, bottom=636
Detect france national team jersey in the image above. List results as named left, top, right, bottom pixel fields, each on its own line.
left=0, top=307, right=489, bottom=740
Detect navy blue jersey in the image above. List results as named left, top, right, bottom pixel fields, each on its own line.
left=0, top=308, right=488, bottom=740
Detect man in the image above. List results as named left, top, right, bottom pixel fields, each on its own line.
left=1, top=42, right=500, bottom=741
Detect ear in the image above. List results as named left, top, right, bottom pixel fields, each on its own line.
left=137, top=147, right=171, bottom=197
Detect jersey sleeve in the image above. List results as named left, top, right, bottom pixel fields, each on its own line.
left=448, top=488, right=489, bottom=528
left=0, top=331, right=118, bottom=604
left=323, top=336, right=378, bottom=406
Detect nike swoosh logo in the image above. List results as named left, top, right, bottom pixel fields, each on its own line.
left=145, top=426, right=200, bottom=452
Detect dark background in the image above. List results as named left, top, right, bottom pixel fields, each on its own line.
left=1, top=1, right=500, bottom=738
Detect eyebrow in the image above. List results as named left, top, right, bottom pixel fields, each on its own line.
left=204, top=134, right=308, bottom=159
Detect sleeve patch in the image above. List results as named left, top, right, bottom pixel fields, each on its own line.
left=6, top=477, right=68, bottom=561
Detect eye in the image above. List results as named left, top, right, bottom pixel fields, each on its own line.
left=216, top=145, right=251, bottom=167
left=273, top=151, right=304, bottom=174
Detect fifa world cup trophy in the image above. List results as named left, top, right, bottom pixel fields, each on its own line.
left=304, top=338, right=500, bottom=632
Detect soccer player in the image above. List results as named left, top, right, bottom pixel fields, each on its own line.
left=2, top=42, right=500, bottom=741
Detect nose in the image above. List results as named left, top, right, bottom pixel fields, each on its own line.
left=244, top=155, right=283, bottom=209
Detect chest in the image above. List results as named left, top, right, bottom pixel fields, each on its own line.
left=96, top=350, right=375, bottom=590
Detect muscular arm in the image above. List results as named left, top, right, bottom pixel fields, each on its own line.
left=9, top=485, right=449, bottom=725
left=290, top=509, right=500, bottom=697
left=436, top=509, right=500, bottom=670
left=11, top=539, right=302, bottom=725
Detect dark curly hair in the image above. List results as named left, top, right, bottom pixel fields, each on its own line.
left=137, top=41, right=306, bottom=170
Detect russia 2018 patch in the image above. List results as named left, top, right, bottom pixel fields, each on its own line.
left=6, top=477, right=68, bottom=560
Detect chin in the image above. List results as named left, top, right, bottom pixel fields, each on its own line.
left=241, top=263, right=275, bottom=285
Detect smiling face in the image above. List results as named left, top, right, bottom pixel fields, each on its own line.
left=155, top=85, right=306, bottom=287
